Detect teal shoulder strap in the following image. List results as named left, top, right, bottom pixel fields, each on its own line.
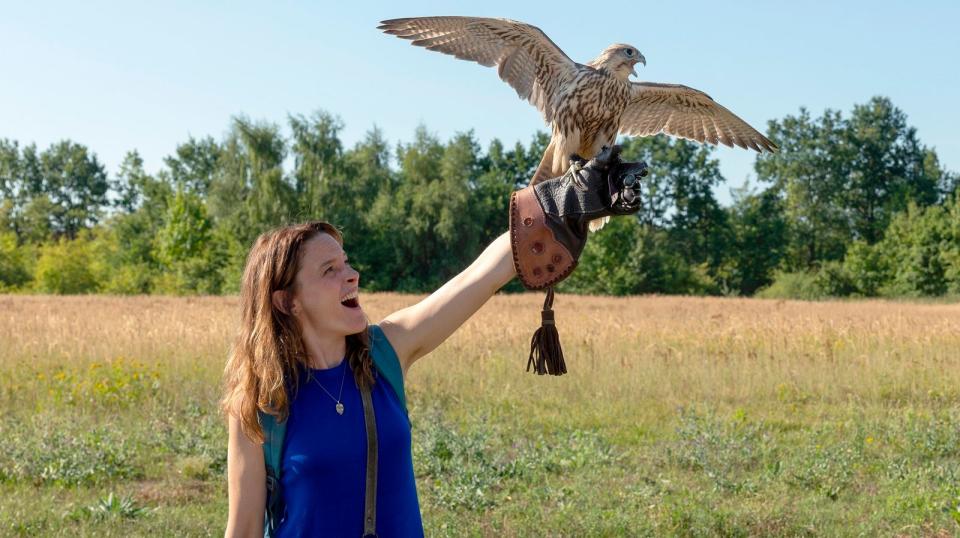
left=260, top=411, right=286, bottom=478
left=259, top=409, right=286, bottom=537
left=368, top=324, right=408, bottom=417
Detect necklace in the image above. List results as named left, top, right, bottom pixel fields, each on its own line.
left=310, top=360, right=347, bottom=415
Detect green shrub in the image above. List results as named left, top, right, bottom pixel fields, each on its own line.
left=669, top=409, right=773, bottom=493
left=176, top=455, right=213, bottom=480
left=787, top=439, right=862, bottom=501
left=839, top=240, right=889, bottom=296
left=873, top=203, right=951, bottom=297
left=87, top=226, right=157, bottom=294
left=0, top=232, right=32, bottom=290
left=815, top=260, right=857, bottom=297
left=98, top=262, right=156, bottom=294
left=562, top=218, right=717, bottom=296
left=756, top=271, right=825, bottom=300
left=33, top=235, right=99, bottom=294
left=67, top=493, right=151, bottom=521
left=0, top=419, right=140, bottom=486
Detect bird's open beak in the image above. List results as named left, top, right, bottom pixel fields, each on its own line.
left=631, top=55, right=646, bottom=78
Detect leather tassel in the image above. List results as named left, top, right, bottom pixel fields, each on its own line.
left=526, top=287, right=567, bottom=375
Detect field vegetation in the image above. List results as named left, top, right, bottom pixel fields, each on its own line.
left=1, top=293, right=959, bottom=536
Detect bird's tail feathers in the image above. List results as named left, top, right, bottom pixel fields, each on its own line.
left=530, top=139, right=557, bottom=186
left=588, top=216, right=610, bottom=232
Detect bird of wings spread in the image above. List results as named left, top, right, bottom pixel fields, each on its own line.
left=380, top=16, right=777, bottom=171
left=378, top=17, right=580, bottom=126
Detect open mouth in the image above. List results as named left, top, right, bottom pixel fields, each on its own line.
left=341, top=297, right=360, bottom=309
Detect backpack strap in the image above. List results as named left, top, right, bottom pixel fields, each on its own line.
left=259, top=409, right=286, bottom=537
left=368, top=324, right=408, bottom=420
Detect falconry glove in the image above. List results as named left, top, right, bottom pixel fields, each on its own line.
left=509, top=145, right=647, bottom=375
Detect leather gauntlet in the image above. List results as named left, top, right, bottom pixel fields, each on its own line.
left=509, top=145, right=647, bottom=289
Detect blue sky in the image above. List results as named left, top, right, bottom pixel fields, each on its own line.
left=1, top=1, right=956, bottom=205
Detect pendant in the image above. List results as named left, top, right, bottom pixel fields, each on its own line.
left=336, top=402, right=344, bottom=415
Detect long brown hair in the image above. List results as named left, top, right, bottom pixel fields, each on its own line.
left=220, top=221, right=376, bottom=443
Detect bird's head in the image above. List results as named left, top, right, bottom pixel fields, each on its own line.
left=589, top=44, right=646, bottom=81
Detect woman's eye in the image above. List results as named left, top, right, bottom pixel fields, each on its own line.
left=325, top=267, right=334, bottom=275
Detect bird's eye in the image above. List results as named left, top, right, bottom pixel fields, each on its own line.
left=625, top=49, right=633, bottom=56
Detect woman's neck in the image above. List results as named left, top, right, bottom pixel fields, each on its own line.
left=300, top=330, right=347, bottom=370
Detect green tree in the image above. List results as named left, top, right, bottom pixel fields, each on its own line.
left=164, top=136, right=222, bottom=195
left=157, top=189, right=212, bottom=263
left=723, top=184, right=788, bottom=295
left=842, top=96, right=941, bottom=243
left=290, top=111, right=345, bottom=220
left=755, top=107, right=849, bottom=268
left=342, top=128, right=396, bottom=290
left=473, top=136, right=546, bottom=236
left=208, top=117, right=296, bottom=247
left=99, top=152, right=175, bottom=293
left=114, top=151, right=151, bottom=213
left=37, top=141, right=110, bottom=239
left=437, top=131, right=483, bottom=253
left=155, top=188, right=224, bottom=294
left=381, top=125, right=452, bottom=290
left=756, top=97, right=951, bottom=269
left=0, top=140, right=43, bottom=242
left=366, top=126, right=487, bottom=291
left=619, top=136, right=731, bottom=282
left=17, top=195, right=57, bottom=244
left=560, top=216, right=646, bottom=295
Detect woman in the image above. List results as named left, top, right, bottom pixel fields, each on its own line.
left=221, top=220, right=516, bottom=536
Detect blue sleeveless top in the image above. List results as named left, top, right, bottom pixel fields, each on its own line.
left=276, top=325, right=423, bottom=537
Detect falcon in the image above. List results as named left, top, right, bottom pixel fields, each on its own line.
left=379, top=16, right=778, bottom=230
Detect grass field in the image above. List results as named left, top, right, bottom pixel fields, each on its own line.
left=1, top=293, right=959, bottom=537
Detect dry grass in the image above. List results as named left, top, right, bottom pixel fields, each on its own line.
left=2, top=293, right=959, bottom=412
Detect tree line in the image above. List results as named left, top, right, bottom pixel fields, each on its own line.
left=0, top=96, right=957, bottom=298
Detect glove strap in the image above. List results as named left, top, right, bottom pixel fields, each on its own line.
left=526, top=287, right=567, bottom=376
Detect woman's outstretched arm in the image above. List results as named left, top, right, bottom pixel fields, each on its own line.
left=378, top=231, right=515, bottom=373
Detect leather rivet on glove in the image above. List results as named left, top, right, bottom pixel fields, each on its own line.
left=551, top=254, right=562, bottom=264
left=531, top=242, right=544, bottom=254
left=532, top=267, right=542, bottom=276
left=546, top=264, right=555, bottom=273
left=523, top=217, right=534, bottom=227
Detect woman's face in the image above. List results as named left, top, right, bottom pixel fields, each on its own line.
left=289, top=233, right=366, bottom=337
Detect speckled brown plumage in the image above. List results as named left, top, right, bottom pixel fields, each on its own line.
left=379, top=16, right=778, bottom=230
